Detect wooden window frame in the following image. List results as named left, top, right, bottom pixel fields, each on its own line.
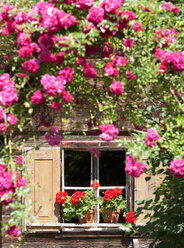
left=61, top=148, right=130, bottom=225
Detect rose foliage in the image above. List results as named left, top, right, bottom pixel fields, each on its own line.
left=0, top=0, right=184, bottom=247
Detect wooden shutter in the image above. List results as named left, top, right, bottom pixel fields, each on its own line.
left=134, top=158, right=163, bottom=224
left=24, top=147, right=61, bottom=232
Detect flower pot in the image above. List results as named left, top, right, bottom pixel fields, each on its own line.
left=102, top=209, right=121, bottom=223
left=79, top=209, right=95, bottom=223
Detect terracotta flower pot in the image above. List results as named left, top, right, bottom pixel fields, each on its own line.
left=102, top=209, right=121, bottom=223
left=79, top=209, right=95, bottom=223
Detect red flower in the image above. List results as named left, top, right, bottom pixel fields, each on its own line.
left=71, top=191, right=85, bottom=205
left=56, top=191, right=68, bottom=204
left=125, top=211, right=137, bottom=224
left=91, top=182, right=100, bottom=190
left=103, top=188, right=122, bottom=202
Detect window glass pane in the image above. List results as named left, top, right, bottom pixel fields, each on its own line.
left=64, top=151, right=91, bottom=187
left=99, top=151, right=126, bottom=186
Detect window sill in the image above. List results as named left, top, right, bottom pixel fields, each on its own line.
left=28, top=223, right=128, bottom=233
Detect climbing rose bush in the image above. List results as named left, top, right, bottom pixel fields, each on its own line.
left=0, top=0, right=184, bottom=246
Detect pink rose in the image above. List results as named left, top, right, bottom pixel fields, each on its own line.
left=51, top=101, right=61, bottom=110
left=83, top=63, right=97, bottom=78
left=0, top=124, right=7, bottom=132
left=7, top=225, right=21, bottom=237
left=76, top=0, right=94, bottom=10
left=99, top=124, right=119, bottom=142
left=110, top=81, right=124, bottom=96
left=16, top=156, right=23, bottom=165
left=87, top=7, right=104, bottom=25
left=41, top=74, right=65, bottom=97
left=145, top=128, right=161, bottom=148
left=126, top=70, right=136, bottom=81
left=7, top=113, right=17, bottom=125
left=132, top=22, right=143, bottom=31
left=17, top=32, right=32, bottom=47
left=58, top=67, right=73, bottom=83
left=23, top=58, right=40, bottom=73
left=16, top=177, right=27, bottom=187
left=56, top=52, right=65, bottom=65
left=105, top=62, right=119, bottom=77
left=31, top=90, right=46, bottom=104
left=61, top=91, right=73, bottom=103
left=123, top=38, right=134, bottom=49
left=169, top=159, right=184, bottom=178
left=125, top=155, right=146, bottom=177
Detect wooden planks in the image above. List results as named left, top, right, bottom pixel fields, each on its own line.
left=24, top=147, right=61, bottom=231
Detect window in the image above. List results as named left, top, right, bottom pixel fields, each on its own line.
left=61, top=149, right=128, bottom=223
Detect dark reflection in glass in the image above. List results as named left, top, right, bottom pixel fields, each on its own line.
left=64, top=151, right=91, bottom=187
left=99, top=151, right=126, bottom=186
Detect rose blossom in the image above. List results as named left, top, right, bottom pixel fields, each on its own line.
left=169, top=159, right=184, bottom=178
left=77, top=56, right=86, bottom=66
left=18, top=46, right=33, bottom=58
left=126, top=70, right=136, bottom=81
left=132, top=22, right=143, bottom=31
left=7, top=225, right=21, bottom=237
left=51, top=101, right=61, bottom=110
left=118, top=10, right=135, bottom=20
left=105, top=62, right=119, bottom=77
left=7, top=113, right=17, bottom=125
left=58, top=67, right=73, bottom=83
left=31, top=90, right=46, bottom=105
left=76, top=0, right=94, bottom=10
left=0, top=124, right=7, bottom=132
left=38, top=33, right=57, bottom=51
left=87, top=6, right=104, bottom=25
left=17, top=32, right=32, bottom=47
left=40, top=52, right=55, bottom=63
left=0, top=73, right=18, bottom=107
left=125, top=155, right=146, bottom=177
left=145, top=128, right=161, bottom=148
left=56, top=52, right=65, bottom=65
left=16, top=156, right=23, bottom=165
left=41, top=74, right=65, bottom=96
left=123, top=38, right=134, bottom=49
left=83, top=63, right=97, bottom=78
left=110, top=81, right=124, bottom=96
left=113, top=56, right=128, bottom=67
left=61, top=91, right=73, bottom=103
left=16, top=177, right=27, bottom=187
left=99, top=124, right=119, bottom=142
left=100, top=0, right=123, bottom=14
left=23, top=58, right=40, bottom=73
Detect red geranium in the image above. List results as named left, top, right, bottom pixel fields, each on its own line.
left=56, top=191, right=68, bottom=204
left=125, top=211, right=137, bottom=224
left=71, top=191, right=85, bottom=205
left=91, top=182, right=100, bottom=190
left=103, top=188, right=122, bottom=202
